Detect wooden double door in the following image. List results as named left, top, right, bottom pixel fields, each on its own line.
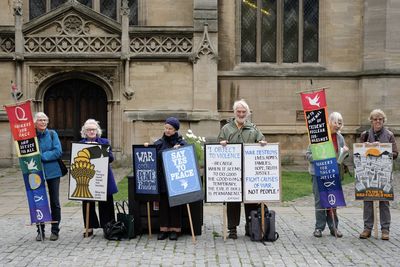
left=44, top=79, right=108, bottom=159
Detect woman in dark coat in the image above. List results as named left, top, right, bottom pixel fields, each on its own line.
left=146, top=117, right=186, bottom=240
left=80, top=119, right=118, bottom=237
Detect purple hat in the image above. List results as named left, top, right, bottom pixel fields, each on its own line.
left=165, top=117, right=180, bottom=130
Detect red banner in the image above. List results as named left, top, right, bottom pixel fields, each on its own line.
left=300, top=89, right=327, bottom=111
left=5, top=101, right=36, bottom=141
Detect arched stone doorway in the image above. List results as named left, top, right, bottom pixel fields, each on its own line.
left=43, top=79, right=108, bottom=159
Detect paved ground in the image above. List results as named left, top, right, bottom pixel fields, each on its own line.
left=1, top=167, right=400, bottom=266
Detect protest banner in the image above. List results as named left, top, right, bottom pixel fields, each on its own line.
left=243, top=143, right=281, bottom=203
left=132, top=145, right=159, bottom=201
left=68, top=142, right=109, bottom=201
left=162, top=144, right=203, bottom=207
left=353, top=143, right=394, bottom=201
left=204, top=143, right=243, bottom=203
left=300, top=89, right=346, bottom=208
left=5, top=100, right=52, bottom=225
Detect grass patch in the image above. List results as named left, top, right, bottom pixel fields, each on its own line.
left=111, top=171, right=354, bottom=203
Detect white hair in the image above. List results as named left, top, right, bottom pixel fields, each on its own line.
left=81, top=119, right=102, bottom=138
left=233, top=99, right=250, bottom=117
left=33, top=112, right=49, bottom=123
left=329, top=112, right=344, bottom=130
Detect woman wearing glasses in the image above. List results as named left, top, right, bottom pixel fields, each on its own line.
left=79, top=119, right=118, bottom=237
left=359, top=109, right=398, bottom=240
left=34, top=112, right=64, bottom=241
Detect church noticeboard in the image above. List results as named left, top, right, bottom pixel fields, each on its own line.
left=162, top=144, right=203, bottom=207
left=243, top=144, right=281, bottom=203
left=353, top=143, right=394, bottom=201
left=205, top=143, right=243, bottom=203
left=132, top=145, right=159, bottom=201
left=68, top=143, right=109, bottom=201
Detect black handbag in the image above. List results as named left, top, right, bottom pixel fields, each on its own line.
left=58, top=158, right=68, bottom=176
left=103, top=220, right=126, bottom=241
left=116, top=201, right=135, bottom=239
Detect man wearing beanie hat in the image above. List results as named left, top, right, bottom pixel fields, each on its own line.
left=145, top=117, right=186, bottom=241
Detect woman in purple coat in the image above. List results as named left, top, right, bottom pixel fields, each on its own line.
left=80, top=119, right=118, bottom=237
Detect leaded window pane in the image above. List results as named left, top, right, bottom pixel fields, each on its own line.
left=261, top=0, right=277, bottom=62
left=100, top=0, right=117, bottom=20
left=241, top=0, right=257, bottom=62
left=283, top=0, right=298, bottom=63
left=78, top=0, right=93, bottom=8
left=51, top=0, right=68, bottom=10
left=29, top=0, right=46, bottom=20
left=129, top=0, right=138, bottom=25
left=303, top=0, right=318, bottom=62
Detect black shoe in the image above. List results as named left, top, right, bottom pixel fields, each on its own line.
left=228, top=228, right=237, bottom=239
left=157, top=232, right=169, bottom=240
left=36, top=233, right=45, bottom=241
left=50, top=233, right=59, bottom=241
left=313, top=229, right=322, bottom=238
left=169, top=232, right=178, bottom=241
left=330, top=229, right=343, bottom=238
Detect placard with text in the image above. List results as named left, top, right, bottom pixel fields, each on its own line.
left=243, top=144, right=281, bottom=203
left=205, top=143, right=243, bottom=203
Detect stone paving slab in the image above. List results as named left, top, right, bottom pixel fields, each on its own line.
left=0, top=167, right=400, bottom=266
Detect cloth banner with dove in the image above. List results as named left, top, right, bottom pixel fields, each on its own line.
left=300, top=89, right=346, bottom=208
left=5, top=100, right=52, bottom=224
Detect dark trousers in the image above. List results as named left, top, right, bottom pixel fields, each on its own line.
left=82, top=195, right=115, bottom=229
left=37, top=177, right=61, bottom=235
left=227, top=202, right=259, bottom=230
left=159, top=193, right=182, bottom=229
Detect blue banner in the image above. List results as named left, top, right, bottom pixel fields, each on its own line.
left=313, top=158, right=346, bottom=208
left=23, top=171, right=52, bottom=224
left=133, top=146, right=158, bottom=195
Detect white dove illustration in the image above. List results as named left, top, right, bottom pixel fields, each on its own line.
left=306, top=94, right=320, bottom=107
left=180, top=179, right=188, bottom=189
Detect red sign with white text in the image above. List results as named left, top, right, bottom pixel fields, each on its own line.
left=5, top=101, right=36, bottom=141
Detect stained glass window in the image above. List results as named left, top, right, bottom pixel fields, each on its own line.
left=241, top=0, right=318, bottom=64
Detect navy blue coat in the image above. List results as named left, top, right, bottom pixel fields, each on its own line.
left=80, top=137, right=118, bottom=195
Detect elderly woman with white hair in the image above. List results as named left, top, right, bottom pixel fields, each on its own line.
left=79, top=119, right=118, bottom=237
left=306, top=111, right=348, bottom=238
left=34, top=112, right=63, bottom=241
left=359, top=109, right=398, bottom=241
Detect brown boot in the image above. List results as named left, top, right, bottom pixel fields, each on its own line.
left=359, top=229, right=371, bottom=239
left=381, top=229, right=389, bottom=240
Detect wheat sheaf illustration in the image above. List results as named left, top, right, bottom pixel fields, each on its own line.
left=70, top=148, right=96, bottom=198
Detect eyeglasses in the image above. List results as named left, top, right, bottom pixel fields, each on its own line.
left=86, top=128, right=97, bottom=132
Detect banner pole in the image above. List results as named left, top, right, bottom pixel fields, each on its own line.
left=186, top=203, right=196, bottom=243
left=373, top=200, right=378, bottom=239
left=147, top=202, right=152, bottom=237
left=84, top=202, right=90, bottom=238
left=37, top=223, right=44, bottom=241
left=223, top=203, right=227, bottom=241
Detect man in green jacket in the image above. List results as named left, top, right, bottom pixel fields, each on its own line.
left=218, top=99, right=267, bottom=239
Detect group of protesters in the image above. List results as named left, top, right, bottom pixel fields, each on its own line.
left=33, top=99, right=397, bottom=242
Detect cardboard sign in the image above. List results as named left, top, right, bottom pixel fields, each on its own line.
left=68, top=143, right=109, bottom=201
left=353, top=143, right=394, bottom=200
left=132, top=145, right=159, bottom=201
left=162, top=144, right=203, bottom=207
left=205, top=143, right=243, bottom=202
left=243, top=144, right=281, bottom=203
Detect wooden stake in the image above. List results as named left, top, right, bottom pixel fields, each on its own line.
left=186, top=203, right=196, bottom=243
left=261, top=203, right=265, bottom=238
left=330, top=208, right=338, bottom=238
left=223, top=203, right=227, bottom=241
left=147, top=202, right=152, bottom=237
left=373, top=200, right=378, bottom=239
left=84, top=202, right=90, bottom=238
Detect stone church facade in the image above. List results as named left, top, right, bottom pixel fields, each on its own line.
left=0, top=0, right=399, bottom=166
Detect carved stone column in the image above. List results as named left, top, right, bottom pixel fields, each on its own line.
left=13, top=0, right=24, bottom=100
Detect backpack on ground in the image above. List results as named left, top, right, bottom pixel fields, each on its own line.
left=248, top=206, right=279, bottom=243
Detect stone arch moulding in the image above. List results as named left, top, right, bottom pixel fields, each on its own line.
left=34, top=71, right=115, bottom=103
